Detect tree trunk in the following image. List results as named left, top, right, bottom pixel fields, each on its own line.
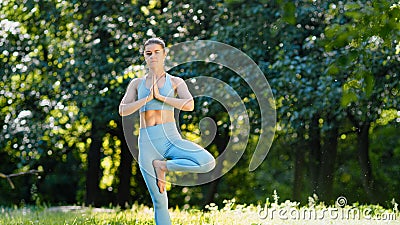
left=116, top=130, right=133, bottom=208
left=202, top=176, right=221, bottom=207
left=293, top=146, right=305, bottom=201
left=85, top=119, right=103, bottom=206
left=317, top=126, right=338, bottom=202
left=201, top=150, right=223, bottom=206
left=357, top=123, right=376, bottom=202
left=202, top=123, right=227, bottom=207
left=309, top=115, right=321, bottom=194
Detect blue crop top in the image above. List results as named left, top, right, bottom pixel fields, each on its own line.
left=137, top=73, right=175, bottom=112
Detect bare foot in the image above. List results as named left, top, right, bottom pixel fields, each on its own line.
left=152, top=160, right=167, bottom=193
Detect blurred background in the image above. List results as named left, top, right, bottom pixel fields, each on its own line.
left=1, top=0, right=399, bottom=209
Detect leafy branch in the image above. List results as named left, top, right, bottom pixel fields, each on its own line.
left=0, top=170, right=41, bottom=189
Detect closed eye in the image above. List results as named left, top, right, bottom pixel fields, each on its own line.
left=145, top=50, right=162, bottom=56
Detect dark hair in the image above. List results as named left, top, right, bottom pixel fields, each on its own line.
left=144, top=37, right=165, bottom=50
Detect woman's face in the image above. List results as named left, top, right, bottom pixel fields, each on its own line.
left=144, top=43, right=165, bottom=68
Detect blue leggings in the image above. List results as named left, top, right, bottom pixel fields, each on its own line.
left=138, top=122, right=216, bottom=225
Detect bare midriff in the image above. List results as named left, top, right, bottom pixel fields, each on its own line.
left=140, top=110, right=175, bottom=128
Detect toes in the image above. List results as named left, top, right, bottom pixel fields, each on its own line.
left=157, top=178, right=165, bottom=193
left=154, top=166, right=165, bottom=193
left=158, top=181, right=165, bottom=193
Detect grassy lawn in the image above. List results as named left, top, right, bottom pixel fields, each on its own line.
left=1, top=200, right=399, bottom=225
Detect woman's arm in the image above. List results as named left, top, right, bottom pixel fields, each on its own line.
left=119, top=78, right=153, bottom=116
left=153, top=76, right=194, bottom=111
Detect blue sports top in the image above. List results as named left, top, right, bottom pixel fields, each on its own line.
left=137, top=73, right=175, bottom=112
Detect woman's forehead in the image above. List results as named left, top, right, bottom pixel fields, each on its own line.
left=144, top=44, right=164, bottom=51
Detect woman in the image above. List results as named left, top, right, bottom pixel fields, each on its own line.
left=119, top=37, right=216, bottom=225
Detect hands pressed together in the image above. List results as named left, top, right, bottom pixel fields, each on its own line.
left=146, top=74, right=164, bottom=102
left=140, top=73, right=194, bottom=112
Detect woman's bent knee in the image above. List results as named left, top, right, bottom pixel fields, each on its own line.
left=201, top=153, right=216, bottom=173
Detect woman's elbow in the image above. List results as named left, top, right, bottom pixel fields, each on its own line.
left=118, top=105, right=125, bottom=116
left=183, top=99, right=194, bottom=111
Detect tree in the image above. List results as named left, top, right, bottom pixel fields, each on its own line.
left=323, top=0, right=399, bottom=202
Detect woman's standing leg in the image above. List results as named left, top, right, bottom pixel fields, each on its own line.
left=139, top=139, right=172, bottom=225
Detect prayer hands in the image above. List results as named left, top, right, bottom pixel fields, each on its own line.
left=151, top=74, right=164, bottom=101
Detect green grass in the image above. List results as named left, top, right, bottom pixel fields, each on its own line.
left=1, top=198, right=399, bottom=225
